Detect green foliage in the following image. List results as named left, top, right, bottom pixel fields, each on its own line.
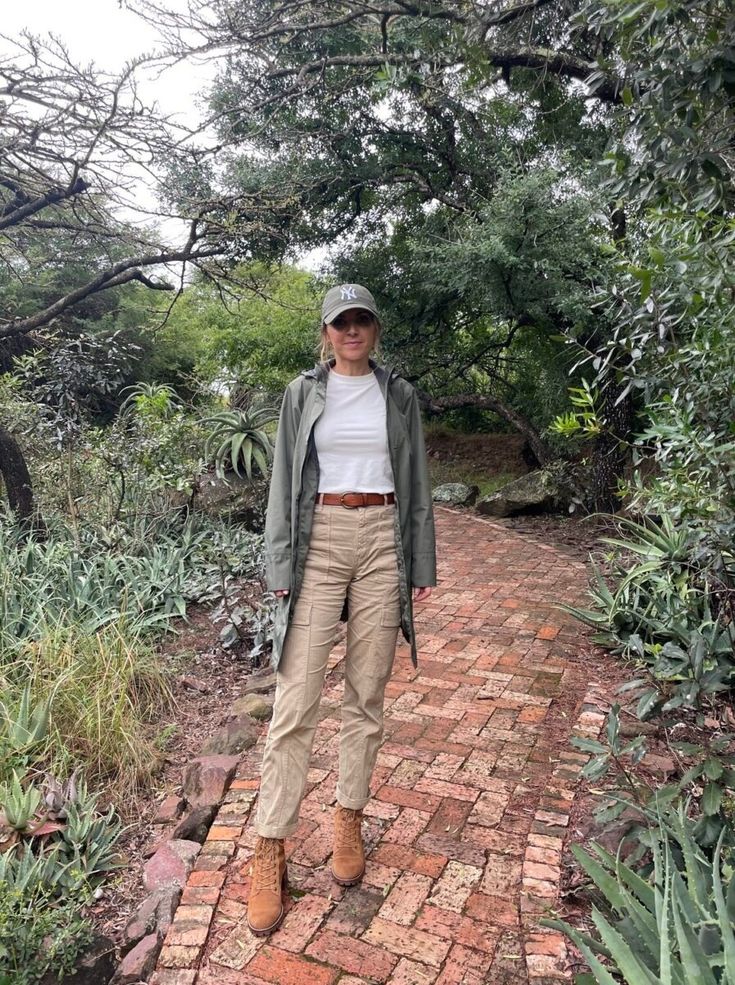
left=573, top=704, right=735, bottom=847
left=0, top=512, right=263, bottom=646
left=559, top=517, right=735, bottom=715
left=164, top=264, right=321, bottom=394
left=0, top=871, right=94, bottom=985
left=544, top=811, right=735, bottom=984
left=203, top=406, right=277, bottom=480
left=550, top=381, right=602, bottom=439
left=119, top=382, right=183, bottom=419
left=0, top=686, right=50, bottom=778
left=330, top=171, right=606, bottom=436
left=0, top=787, right=121, bottom=983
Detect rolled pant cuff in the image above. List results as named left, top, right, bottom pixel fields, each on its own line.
left=336, top=788, right=370, bottom=811
left=254, top=820, right=298, bottom=840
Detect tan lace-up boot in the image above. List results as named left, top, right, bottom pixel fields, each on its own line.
left=331, top=805, right=365, bottom=886
left=247, top=836, right=287, bottom=936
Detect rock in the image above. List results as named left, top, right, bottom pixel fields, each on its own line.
left=143, top=840, right=200, bottom=892
left=124, top=888, right=182, bottom=947
left=153, top=794, right=186, bottom=824
left=40, top=935, right=116, bottom=984
left=172, top=805, right=217, bottom=844
left=201, top=717, right=258, bottom=756
left=182, top=755, right=240, bottom=808
left=194, top=472, right=266, bottom=531
left=112, top=933, right=162, bottom=984
left=244, top=670, right=277, bottom=694
left=231, top=694, right=273, bottom=721
left=476, top=466, right=575, bottom=518
left=432, top=482, right=480, bottom=506
left=179, top=675, right=211, bottom=694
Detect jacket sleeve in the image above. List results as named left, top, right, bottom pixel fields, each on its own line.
left=264, top=384, right=298, bottom=591
left=407, top=389, right=437, bottom=587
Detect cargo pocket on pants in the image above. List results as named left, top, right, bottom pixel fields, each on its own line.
left=363, top=605, right=400, bottom=680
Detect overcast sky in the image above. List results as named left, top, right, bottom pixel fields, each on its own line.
left=2, top=1, right=326, bottom=272
left=2, top=0, right=211, bottom=121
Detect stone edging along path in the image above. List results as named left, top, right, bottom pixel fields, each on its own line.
left=148, top=507, right=607, bottom=985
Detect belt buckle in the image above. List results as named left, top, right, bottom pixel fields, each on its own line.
left=340, top=492, right=361, bottom=509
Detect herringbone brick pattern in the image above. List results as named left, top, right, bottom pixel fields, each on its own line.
left=152, top=507, right=605, bottom=985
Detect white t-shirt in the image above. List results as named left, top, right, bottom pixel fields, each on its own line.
left=314, top=370, right=394, bottom=494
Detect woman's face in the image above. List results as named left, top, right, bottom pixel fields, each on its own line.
left=323, top=307, right=378, bottom=364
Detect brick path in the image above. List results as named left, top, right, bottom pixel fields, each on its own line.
left=152, top=508, right=606, bottom=985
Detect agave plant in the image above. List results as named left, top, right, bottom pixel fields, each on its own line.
left=118, top=382, right=182, bottom=418
left=203, top=406, right=276, bottom=481
left=544, top=805, right=735, bottom=984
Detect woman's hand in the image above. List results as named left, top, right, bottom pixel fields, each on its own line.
left=412, top=586, right=432, bottom=603
left=274, top=589, right=290, bottom=597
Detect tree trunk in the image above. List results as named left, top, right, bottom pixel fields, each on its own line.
left=418, top=391, right=554, bottom=466
left=590, top=382, right=633, bottom=512
left=0, top=424, right=36, bottom=523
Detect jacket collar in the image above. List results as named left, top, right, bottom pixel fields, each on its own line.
left=303, top=358, right=395, bottom=391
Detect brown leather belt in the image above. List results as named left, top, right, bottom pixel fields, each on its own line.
left=316, top=492, right=395, bottom=508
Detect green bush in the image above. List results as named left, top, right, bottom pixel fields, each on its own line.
left=560, top=517, right=735, bottom=713
left=0, top=512, right=265, bottom=650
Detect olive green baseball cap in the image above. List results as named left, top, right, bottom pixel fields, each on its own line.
left=321, top=284, right=379, bottom=325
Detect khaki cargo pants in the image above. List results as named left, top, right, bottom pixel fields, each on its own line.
left=256, top=503, right=401, bottom=838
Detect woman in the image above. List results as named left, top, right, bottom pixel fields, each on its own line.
left=247, top=283, right=436, bottom=936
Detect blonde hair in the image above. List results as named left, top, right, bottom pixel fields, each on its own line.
left=318, top=316, right=383, bottom=363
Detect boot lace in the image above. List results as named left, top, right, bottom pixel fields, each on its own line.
left=336, top=808, right=362, bottom=850
left=252, top=837, right=280, bottom=892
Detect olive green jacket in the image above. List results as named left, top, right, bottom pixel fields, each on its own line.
left=264, top=359, right=436, bottom=669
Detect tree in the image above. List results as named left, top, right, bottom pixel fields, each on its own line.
left=0, top=31, right=299, bottom=516
left=161, top=263, right=322, bottom=395
left=125, top=0, right=629, bottom=488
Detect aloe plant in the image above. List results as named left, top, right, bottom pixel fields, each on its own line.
left=203, top=406, right=276, bottom=480
left=544, top=807, right=735, bottom=984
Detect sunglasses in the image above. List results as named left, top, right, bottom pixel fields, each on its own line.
left=328, top=310, right=375, bottom=331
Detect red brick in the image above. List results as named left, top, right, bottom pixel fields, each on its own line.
left=371, top=843, right=448, bottom=879
left=414, top=906, right=498, bottom=955
left=181, top=885, right=220, bottom=906
left=187, top=869, right=226, bottom=888
left=248, top=945, right=338, bottom=985
left=390, top=958, right=439, bottom=984
left=273, top=893, right=332, bottom=952
left=379, top=871, right=433, bottom=926
left=362, top=917, right=451, bottom=967
left=465, top=892, right=519, bottom=928
left=414, top=778, right=480, bottom=803
left=426, top=798, right=474, bottom=837
left=375, top=785, right=442, bottom=812
left=306, top=930, right=398, bottom=981
left=383, top=807, right=431, bottom=845
left=327, top=887, right=385, bottom=936
left=208, top=825, right=242, bottom=841
left=434, top=943, right=493, bottom=985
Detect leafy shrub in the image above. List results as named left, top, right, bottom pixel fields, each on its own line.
left=574, top=705, right=735, bottom=849
left=0, top=779, right=122, bottom=984
left=0, top=512, right=265, bottom=649
left=560, top=517, right=735, bottom=713
left=0, top=871, right=94, bottom=985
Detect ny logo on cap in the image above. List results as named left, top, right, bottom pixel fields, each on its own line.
left=340, top=285, right=358, bottom=301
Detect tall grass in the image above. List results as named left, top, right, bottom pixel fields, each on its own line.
left=4, top=618, right=174, bottom=797
left=0, top=511, right=262, bottom=800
